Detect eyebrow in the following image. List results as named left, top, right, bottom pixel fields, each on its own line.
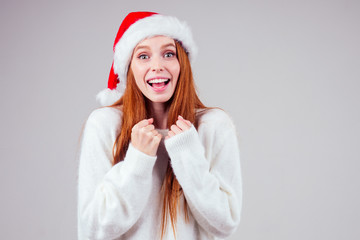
left=134, top=45, right=150, bottom=52
left=134, top=42, right=176, bottom=52
left=161, top=43, right=176, bottom=49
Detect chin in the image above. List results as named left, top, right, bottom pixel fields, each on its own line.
left=147, top=95, right=173, bottom=104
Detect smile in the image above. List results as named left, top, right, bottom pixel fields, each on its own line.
left=146, top=78, right=170, bottom=91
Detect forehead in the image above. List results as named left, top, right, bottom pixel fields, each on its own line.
left=135, top=35, right=176, bottom=49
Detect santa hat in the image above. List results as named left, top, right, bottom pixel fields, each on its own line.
left=96, top=11, right=197, bottom=106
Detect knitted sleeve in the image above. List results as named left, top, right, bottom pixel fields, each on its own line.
left=164, top=109, right=242, bottom=238
left=77, top=108, right=156, bottom=240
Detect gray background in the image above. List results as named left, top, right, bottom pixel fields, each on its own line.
left=0, top=0, right=359, bottom=239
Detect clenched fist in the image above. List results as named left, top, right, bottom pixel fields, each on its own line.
left=166, top=115, right=192, bottom=140
left=131, top=118, right=162, bottom=156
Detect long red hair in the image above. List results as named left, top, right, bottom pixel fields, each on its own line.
left=111, top=41, right=206, bottom=238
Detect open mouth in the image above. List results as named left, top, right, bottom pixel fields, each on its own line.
left=147, top=78, right=170, bottom=89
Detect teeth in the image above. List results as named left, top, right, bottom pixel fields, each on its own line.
left=148, top=78, right=169, bottom=84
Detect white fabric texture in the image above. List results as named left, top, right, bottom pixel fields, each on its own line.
left=77, top=107, right=242, bottom=240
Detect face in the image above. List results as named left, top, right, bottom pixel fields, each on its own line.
left=130, top=36, right=180, bottom=104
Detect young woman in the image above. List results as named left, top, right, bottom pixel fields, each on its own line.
left=78, top=12, right=242, bottom=240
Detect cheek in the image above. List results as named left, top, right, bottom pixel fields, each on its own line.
left=131, top=64, right=146, bottom=83
left=170, top=62, right=180, bottom=81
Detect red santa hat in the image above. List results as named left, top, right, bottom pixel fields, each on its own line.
left=96, top=11, right=197, bottom=106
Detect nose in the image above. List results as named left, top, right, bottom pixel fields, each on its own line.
left=150, top=56, right=163, bottom=72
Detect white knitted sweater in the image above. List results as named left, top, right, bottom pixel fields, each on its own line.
left=77, top=107, right=242, bottom=240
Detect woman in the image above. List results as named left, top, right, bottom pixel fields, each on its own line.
left=78, top=12, right=242, bottom=240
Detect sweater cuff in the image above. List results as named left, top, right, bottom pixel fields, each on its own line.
left=118, top=143, right=157, bottom=177
left=164, top=126, right=204, bottom=157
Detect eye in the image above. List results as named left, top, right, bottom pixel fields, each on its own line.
left=138, top=54, right=149, bottom=60
left=164, top=52, right=175, bottom=58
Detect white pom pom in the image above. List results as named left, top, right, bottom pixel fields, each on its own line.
left=96, top=88, right=123, bottom=106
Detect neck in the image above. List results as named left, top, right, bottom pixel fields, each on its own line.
left=146, top=101, right=169, bottom=129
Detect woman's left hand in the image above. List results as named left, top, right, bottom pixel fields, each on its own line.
left=166, top=115, right=192, bottom=140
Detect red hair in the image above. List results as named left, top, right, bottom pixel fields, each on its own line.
left=111, top=41, right=206, bottom=238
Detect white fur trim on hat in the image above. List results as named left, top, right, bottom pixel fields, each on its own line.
left=96, top=87, right=124, bottom=106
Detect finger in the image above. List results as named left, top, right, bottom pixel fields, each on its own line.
left=145, top=131, right=156, bottom=140
left=165, top=130, right=174, bottom=140
left=176, top=119, right=190, bottom=131
left=142, top=124, right=155, bottom=132
left=170, top=124, right=182, bottom=134
left=145, top=129, right=160, bottom=139
left=132, top=119, right=150, bottom=131
left=151, top=129, right=159, bottom=135
left=153, top=133, right=162, bottom=144
left=168, top=130, right=176, bottom=137
left=178, top=115, right=192, bottom=127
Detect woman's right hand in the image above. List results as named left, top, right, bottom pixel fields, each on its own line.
left=131, top=118, right=162, bottom=156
